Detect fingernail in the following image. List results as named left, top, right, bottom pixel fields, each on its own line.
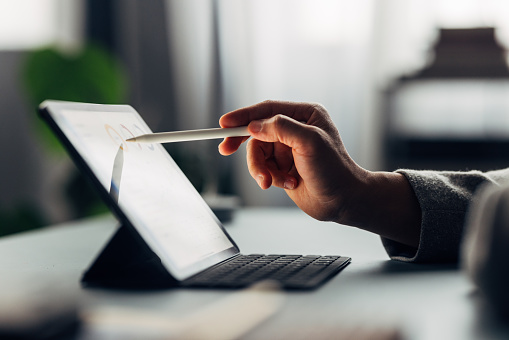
left=250, top=120, right=263, bottom=133
left=284, top=179, right=295, bottom=190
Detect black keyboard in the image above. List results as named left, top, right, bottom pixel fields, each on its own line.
left=183, top=254, right=351, bottom=290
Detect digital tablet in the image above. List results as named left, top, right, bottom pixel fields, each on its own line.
left=39, top=100, right=238, bottom=281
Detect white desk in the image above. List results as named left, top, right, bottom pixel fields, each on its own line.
left=0, top=208, right=507, bottom=339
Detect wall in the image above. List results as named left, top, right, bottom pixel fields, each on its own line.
left=0, top=51, right=67, bottom=223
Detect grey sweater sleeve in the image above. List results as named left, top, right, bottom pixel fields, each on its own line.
left=381, top=168, right=509, bottom=263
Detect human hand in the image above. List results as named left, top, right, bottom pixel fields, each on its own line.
left=218, top=100, right=370, bottom=224
left=219, top=100, right=422, bottom=248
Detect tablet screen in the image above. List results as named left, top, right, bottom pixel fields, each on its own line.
left=40, top=101, right=237, bottom=280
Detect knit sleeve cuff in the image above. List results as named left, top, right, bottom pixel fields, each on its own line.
left=381, top=169, right=479, bottom=263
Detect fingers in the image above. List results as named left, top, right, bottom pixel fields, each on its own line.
left=218, top=100, right=328, bottom=156
left=246, top=139, right=272, bottom=189
left=248, top=115, right=317, bottom=156
left=218, top=136, right=250, bottom=156
left=219, top=100, right=318, bottom=128
left=246, top=115, right=315, bottom=190
left=218, top=100, right=332, bottom=192
left=222, top=113, right=320, bottom=190
left=247, top=139, right=298, bottom=190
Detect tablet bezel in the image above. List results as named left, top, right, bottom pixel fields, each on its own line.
left=38, top=100, right=240, bottom=281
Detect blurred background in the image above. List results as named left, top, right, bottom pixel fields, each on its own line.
left=1, top=0, right=509, bottom=236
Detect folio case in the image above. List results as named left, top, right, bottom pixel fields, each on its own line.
left=81, top=225, right=179, bottom=289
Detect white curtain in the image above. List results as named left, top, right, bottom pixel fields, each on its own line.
left=164, top=0, right=509, bottom=207
left=215, top=0, right=376, bottom=206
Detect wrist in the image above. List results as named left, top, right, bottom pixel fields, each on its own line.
left=339, top=171, right=422, bottom=248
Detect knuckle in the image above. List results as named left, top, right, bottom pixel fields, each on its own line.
left=261, top=99, right=277, bottom=107
left=307, top=127, right=326, bottom=145
left=310, top=103, right=329, bottom=119
left=301, top=125, right=330, bottom=153
left=311, top=102, right=326, bottom=111
left=272, top=114, right=290, bottom=129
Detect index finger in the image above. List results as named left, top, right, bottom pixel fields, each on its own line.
left=219, top=100, right=318, bottom=128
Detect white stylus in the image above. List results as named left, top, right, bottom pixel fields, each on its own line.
left=126, top=126, right=250, bottom=144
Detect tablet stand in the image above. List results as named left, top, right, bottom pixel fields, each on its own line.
left=81, top=224, right=178, bottom=289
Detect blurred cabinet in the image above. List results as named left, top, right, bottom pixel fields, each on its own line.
left=384, top=27, right=509, bottom=171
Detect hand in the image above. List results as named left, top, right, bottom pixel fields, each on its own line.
left=219, top=100, right=368, bottom=223
left=219, top=100, right=421, bottom=247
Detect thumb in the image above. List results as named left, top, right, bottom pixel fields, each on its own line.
left=248, top=115, right=315, bottom=154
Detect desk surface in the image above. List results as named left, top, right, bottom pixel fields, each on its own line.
left=0, top=208, right=508, bottom=339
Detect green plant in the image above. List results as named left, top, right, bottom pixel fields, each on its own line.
left=0, top=204, right=46, bottom=237
left=23, top=43, right=128, bottom=153
left=0, top=43, right=129, bottom=237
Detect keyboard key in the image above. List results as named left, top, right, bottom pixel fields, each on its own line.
left=184, top=254, right=351, bottom=289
